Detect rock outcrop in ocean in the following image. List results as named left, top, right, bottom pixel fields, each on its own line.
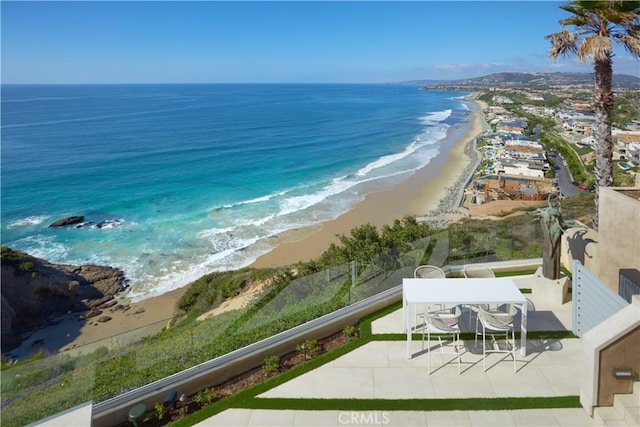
left=0, top=246, right=128, bottom=353
left=48, top=215, right=85, bottom=228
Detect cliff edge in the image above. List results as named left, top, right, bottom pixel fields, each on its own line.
left=1, top=246, right=127, bottom=353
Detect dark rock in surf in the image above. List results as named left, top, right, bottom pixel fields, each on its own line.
left=49, top=216, right=85, bottom=228
left=96, top=219, right=124, bottom=229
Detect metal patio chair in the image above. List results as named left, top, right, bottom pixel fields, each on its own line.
left=475, top=304, right=518, bottom=372
left=422, top=306, right=463, bottom=374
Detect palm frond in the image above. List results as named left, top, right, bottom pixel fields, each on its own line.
left=614, top=0, right=640, bottom=14
left=579, top=36, right=612, bottom=62
left=546, top=30, right=579, bottom=59
left=615, top=33, right=640, bottom=56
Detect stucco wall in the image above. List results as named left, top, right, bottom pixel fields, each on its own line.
left=562, top=227, right=600, bottom=279
left=598, top=188, right=640, bottom=291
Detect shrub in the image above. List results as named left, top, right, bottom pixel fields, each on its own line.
left=19, top=262, right=34, bottom=272
left=153, top=402, right=167, bottom=421
left=262, top=355, right=280, bottom=375
left=343, top=324, right=359, bottom=341
left=194, top=387, right=217, bottom=407
left=296, top=339, right=320, bottom=360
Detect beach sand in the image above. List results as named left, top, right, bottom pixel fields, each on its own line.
left=8, top=98, right=488, bottom=360
left=7, top=287, right=187, bottom=359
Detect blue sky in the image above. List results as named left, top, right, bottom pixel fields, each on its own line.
left=2, top=1, right=639, bottom=84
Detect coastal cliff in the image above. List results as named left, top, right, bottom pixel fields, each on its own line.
left=0, top=246, right=127, bottom=353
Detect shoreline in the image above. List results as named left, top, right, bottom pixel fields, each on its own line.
left=6, top=96, right=489, bottom=360
left=249, top=97, right=488, bottom=268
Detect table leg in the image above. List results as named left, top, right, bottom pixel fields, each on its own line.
left=520, top=302, right=527, bottom=356
left=406, top=300, right=412, bottom=358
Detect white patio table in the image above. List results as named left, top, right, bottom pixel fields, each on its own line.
left=403, top=277, right=528, bottom=358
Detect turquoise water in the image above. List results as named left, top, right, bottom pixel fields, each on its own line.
left=1, top=84, right=472, bottom=299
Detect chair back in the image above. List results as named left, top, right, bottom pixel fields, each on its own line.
left=478, top=305, right=517, bottom=327
left=463, top=264, right=495, bottom=278
left=426, top=306, right=461, bottom=330
left=414, top=265, right=446, bottom=279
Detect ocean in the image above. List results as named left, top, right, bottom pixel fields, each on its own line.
left=1, top=84, right=472, bottom=300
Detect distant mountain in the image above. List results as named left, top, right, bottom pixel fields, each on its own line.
left=416, top=72, right=640, bottom=90
left=395, top=79, right=451, bottom=86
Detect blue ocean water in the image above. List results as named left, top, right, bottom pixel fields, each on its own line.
left=1, top=84, right=471, bottom=300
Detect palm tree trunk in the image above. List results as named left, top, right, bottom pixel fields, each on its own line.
left=592, top=55, right=614, bottom=231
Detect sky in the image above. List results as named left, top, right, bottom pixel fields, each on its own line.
left=1, top=1, right=639, bottom=84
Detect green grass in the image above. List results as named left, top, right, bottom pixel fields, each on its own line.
left=240, top=396, right=580, bottom=411
left=496, top=269, right=537, bottom=277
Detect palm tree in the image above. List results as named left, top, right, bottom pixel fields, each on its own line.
left=545, top=0, right=640, bottom=230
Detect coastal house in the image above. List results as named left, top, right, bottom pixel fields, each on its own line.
left=614, top=130, right=640, bottom=145
left=471, top=174, right=550, bottom=202
left=502, top=140, right=546, bottom=161
left=522, top=104, right=547, bottom=116
left=574, top=118, right=596, bottom=136
left=492, top=95, right=514, bottom=104
left=488, top=105, right=509, bottom=115
left=526, top=93, right=545, bottom=102
left=618, top=143, right=640, bottom=166
left=498, top=159, right=546, bottom=179
left=614, top=132, right=640, bottom=165
left=579, top=136, right=596, bottom=147
left=497, top=124, right=525, bottom=135
left=571, top=101, right=593, bottom=111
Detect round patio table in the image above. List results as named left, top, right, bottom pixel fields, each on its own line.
left=128, top=402, right=147, bottom=426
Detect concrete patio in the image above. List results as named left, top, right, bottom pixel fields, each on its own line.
left=197, top=286, right=597, bottom=426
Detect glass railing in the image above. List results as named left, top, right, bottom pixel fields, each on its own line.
left=1, top=225, right=542, bottom=426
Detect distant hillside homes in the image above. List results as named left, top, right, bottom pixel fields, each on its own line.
left=416, top=72, right=640, bottom=91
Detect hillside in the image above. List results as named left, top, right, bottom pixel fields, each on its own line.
left=1, top=246, right=128, bottom=352
left=415, top=72, right=640, bottom=90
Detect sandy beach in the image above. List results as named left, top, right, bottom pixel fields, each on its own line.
left=8, top=97, right=488, bottom=360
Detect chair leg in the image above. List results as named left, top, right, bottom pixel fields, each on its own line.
left=511, top=329, right=517, bottom=373
left=427, top=329, right=432, bottom=374
left=427, top=330, right=462, bottom=375
left=456, top=331, right=461, bottom=374
left=482, top=325, right=487, bottom=372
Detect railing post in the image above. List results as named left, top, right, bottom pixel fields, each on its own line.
left=351, top=260, right=357, bottom=288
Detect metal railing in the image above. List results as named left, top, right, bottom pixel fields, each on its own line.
left=572, top=260, right=629, bottom=337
